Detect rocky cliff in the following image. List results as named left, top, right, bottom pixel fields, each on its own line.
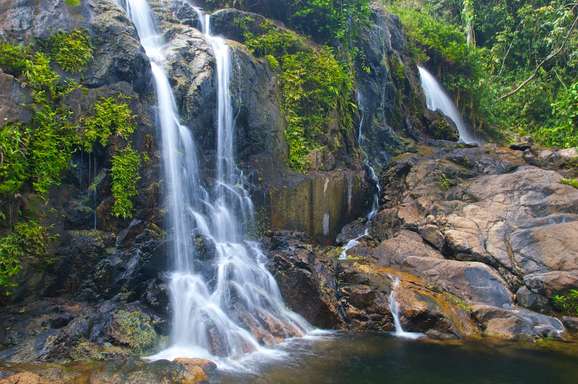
left=0, top=0, right=576, bottom=381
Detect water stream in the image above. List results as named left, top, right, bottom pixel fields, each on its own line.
left=388, top=276, right=423, bottom=339
left=122, top=0, right=310, bottom=367
left=338, top=91, right=380, bottom=260
left=417, top=66, right=479, bottom=144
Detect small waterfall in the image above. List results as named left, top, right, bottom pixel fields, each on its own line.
left=122, top=0, right=310, bottom=366
left=417, top=66, right=479, bottom=145
left=388, top=276, right=423, bottom=340
left=339, top=91, right=380, bottom=260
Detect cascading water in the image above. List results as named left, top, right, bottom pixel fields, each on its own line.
left=339, top=91, right=380, bottom=260
left=388, top=276, right=423, bottom=339
left=417, top=66, right=479, bottom=145
left=122, top=0, right=310, bottom=365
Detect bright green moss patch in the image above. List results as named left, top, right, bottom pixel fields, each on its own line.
left=64, top=0, right=81, bottom=7
left=48, top=29, right=93, bottom=73
left=561, top=178, right=578, bottom=189
left=111, top=146, right=141, bottom=219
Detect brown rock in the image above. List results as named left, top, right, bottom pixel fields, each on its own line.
left=174, top=358, right=216, bottom=383
left=0, top=372, right=48, bottom=384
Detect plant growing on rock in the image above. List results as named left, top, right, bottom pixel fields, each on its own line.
left=111, top=146, right=141, bottom=219
left=552, top=289, right=578, bottom=315
left=48, top=29, right=93, bottom=73
left=0, top=221, right=54, bottom=291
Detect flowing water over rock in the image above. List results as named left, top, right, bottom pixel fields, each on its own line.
left=388, top=277, right=424, bottom=340
left=417, top=66, right=479, bottom=144
left=122, top=0, right=310, bottom=366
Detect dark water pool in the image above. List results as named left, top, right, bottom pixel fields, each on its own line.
left=219, top=333, right=578, bottom=384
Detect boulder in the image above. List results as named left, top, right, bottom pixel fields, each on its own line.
left=472, top=305, right=565, bottom=340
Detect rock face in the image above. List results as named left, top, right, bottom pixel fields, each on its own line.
left=268, top=143, right=578, bottom=341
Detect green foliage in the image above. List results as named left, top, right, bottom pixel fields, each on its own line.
left=552, top=289, right=578, bottom=315
left=111, top=146, right=141, bottom=219
left=48, top=29, right=93, bottom=73
left=0, top=221, right=52, bottom=290
left=242, top=22, right=354, bottom=171
left=536, top=81, right=578, bottom=148
left=0, top=43, right=29, bottom=75
left=0, top=124, right=30, bottom=194
left=80, top=96, right=136, bottom=151
left=1, top=37, right=139, bottom=220
left=64, top=0, right=81, bottom=7
left=561, top=178, right=578, bottom=188
left=389, top=0, right=577, bottom=146
left=288, top=0, right=371, bottom=44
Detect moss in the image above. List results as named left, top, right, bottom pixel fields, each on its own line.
left=561, top=178, right=578, bottom=188
left=0, top=43, right=29, bottom=75
left=111, top=310, right=157, bottom=353
left=64, top=0, right=81, bottom=7
left=241, top=21, right=354, bottom=171
left=48, top=29, right=93, bottom=73
left=0, top=221, right=54, bottom=291
left=111, top=146, right=141, bottom=219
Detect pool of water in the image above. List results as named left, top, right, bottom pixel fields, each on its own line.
left=218, top=333, right=578, bottom=384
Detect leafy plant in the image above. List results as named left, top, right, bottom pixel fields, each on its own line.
left=111, top=146, right=141, bottom=219
left=552, top=289, right=578, bottom=315
left=80, top=96, right=136, bottom=151
left=0, top=221, right=53, bottom=290
left=48, top=29, right=93, bottom=73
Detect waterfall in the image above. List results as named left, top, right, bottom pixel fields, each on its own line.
left=417, top=66, right=479, bottom=145
left=388, top=276, right=423, bottom=340
left=338, top=91, right=380, bottom=260
left=122, top=0, right=310, bottom=365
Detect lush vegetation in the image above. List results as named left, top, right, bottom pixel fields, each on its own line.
left=552, top=289, right=578, bottom=315
left=239, top=19, right=355, bottom=170
left=386, top=0, right=577, bottom=147
left=111, top=146, right=141, bottom=219
left=0, top=30, right=140, bottom=290
left=0, top=221, right=54, bottom=290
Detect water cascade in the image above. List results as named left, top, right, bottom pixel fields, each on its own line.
left=122, top=0, right=310, bottom=365
left=417, top=66, right=479, bottom=145
left=388, top=276, right=424, bottom=339
left=338, top=92, right=380, bottom=260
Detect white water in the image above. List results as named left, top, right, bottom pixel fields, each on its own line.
left=122, top=0, right=310, bottom=366
left=388, top=276, right=424, bottom=340
left=417, top=66, right=478, bottom=145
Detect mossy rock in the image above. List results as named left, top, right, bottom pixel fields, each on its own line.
left=107, top=310, right=158, bottom=353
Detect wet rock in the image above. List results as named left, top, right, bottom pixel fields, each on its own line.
left=0, top=72, right=31, bottom=124
left=561, top=316, right=578, bottom=333
left=472, top=305, right=566, bottom=340
left=266, top=231, right=343, bottom=328
left=105, top=309, right=158, bottom=353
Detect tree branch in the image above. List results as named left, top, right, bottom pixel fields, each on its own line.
left=498, top=9, right=577, bottom=100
